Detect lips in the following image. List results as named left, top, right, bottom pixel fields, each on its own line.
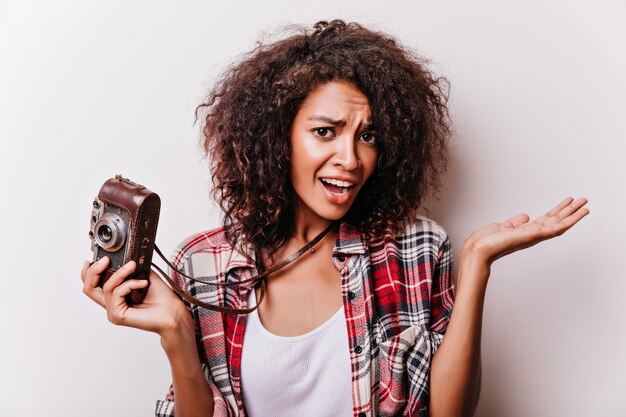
left=319, top=177, right=358, bottom=204
left=320, top=178, right=356, bottom=195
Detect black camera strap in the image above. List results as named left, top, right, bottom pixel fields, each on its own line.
left=150, top=221, right=338, bottom=314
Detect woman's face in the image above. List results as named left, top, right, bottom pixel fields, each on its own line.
left=289, top=81, right=379, bottom=225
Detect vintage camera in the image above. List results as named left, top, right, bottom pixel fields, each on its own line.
left=89, top=175, right=161, bottom=304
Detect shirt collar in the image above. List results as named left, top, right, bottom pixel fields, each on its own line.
left=224, top=244, right=257, bottom=274
left=333, top=221, right=367, bottom=255
left=224, top=220, right=367, bottom=276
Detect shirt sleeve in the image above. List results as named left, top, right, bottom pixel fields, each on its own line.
left=155, top=363, right=231, bottom=417
left=428, top=233, right=455, bottom=334
left=377, top=225, right=457, bottom=416
left=154, top=244, right=233, bottom=417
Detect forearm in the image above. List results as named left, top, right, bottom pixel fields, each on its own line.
left=160, top=313, right=214, bottom=417
left=429, top=252, right=489, bottom=417
left=429, top=197, right=589, bottom=416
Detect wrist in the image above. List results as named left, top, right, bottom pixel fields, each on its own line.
left=457, top=246, right=492, bottom=290
left=461, top=235, right=494, bottom=265
left=159, top=306, right=196, bottom=356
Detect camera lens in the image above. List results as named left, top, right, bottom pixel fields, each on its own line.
left=93, top=213, right=127, bottom=252
left=98, top=225, right=113, bottom=243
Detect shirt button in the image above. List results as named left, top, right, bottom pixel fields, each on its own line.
left=348, top=291, right=356, bottom=300
left=337, top=255, right=346, bottom=262
left=358, top=413, right=367, bottom=417
left=354, top=345, right=363, bottom=354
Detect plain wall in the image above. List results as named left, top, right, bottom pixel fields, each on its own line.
left=1, top=1, right=624, bottom=416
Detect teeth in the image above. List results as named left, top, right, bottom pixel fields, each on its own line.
left=321, top=178, right=354, bottom=187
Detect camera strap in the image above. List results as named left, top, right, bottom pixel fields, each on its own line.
left=150, top=221, right=338, bottom=314
left=151, top=261, right=267, bottom=314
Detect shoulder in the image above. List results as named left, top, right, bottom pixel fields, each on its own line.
left=169, top=227, right=255, bottom=279
left=166, top=227, right=259, bottom=300
left=170, top=227, right=231, bottom=266
left=366, top=216, right=451, bottom=272
left=392, top=215, right=449, bottom=249
left=366, top=216, right=455, bottom=328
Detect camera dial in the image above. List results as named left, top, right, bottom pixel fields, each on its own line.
left=94, top=213, right=127, bottom=252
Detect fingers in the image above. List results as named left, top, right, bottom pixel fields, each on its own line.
left=111, top=279, right=149, bottom=303
left=102, top=261, right=145, bottom=326
left=546, top=197, right=575, bottom=217
left=535, top=197, right=574, bottom=224
left=546, top=197, right=588, bottom=227
left=82, top=256, right=110, bottom=307
left=558, top=201, right=589, bottom=229
left=555, top=197, right=588, bottom=220
left=106, top=279, right=149, bottom=326
left=537, top=197, right=588, bottom=225
left=102, top=261, right=137, bottom=293
left=542, top=197, right=589, bottom=236
left=80, top=261, right=89, bottom=283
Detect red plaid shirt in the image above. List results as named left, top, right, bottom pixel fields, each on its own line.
left=155, top=216, right=455, bottom=417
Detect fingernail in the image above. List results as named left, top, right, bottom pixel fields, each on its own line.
left=97, top=257, right=107, bottom=265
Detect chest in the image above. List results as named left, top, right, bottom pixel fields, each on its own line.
left=254, top=252, right=343, bottom=337
left=193, top=222, right=448, bottom=416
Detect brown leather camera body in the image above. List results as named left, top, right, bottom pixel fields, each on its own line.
left=89, top=175, right=161, bottom=304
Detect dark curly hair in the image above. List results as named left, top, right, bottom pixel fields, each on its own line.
left=197, top=19, right=452, bottom=261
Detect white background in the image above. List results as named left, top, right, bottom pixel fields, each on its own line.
left=1, top=1, right=624, bottom=416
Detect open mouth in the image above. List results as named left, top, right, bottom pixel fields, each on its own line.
left=320, top=178, right=356, bottom=196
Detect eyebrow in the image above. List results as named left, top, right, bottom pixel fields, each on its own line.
left=307, top=116, right=376, bottom=130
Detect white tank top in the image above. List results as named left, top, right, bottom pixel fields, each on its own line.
left=240, top=290, right=353, bottom=417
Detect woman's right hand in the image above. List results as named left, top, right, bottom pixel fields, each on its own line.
left=81, top=257, right=192, bottom=338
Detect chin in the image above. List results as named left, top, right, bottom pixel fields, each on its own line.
left=315, top=205, right=352, bottom=221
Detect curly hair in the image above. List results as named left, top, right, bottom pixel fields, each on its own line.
left=197, top=19, right=452, bottom=261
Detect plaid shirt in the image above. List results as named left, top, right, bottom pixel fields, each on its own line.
left=155, top=216, right=455, bottom=417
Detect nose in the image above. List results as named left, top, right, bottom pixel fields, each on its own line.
left=333, top=134, right=359, bottom=171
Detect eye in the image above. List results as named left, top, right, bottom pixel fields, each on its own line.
left=312, top=127, right=335, bottom=138
left=359, top=132, right=378, bottom=145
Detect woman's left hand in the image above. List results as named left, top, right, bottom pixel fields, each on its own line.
left=462, top=197, right=589, bottom=266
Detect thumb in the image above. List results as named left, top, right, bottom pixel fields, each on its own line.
left=504, top=213, right=530, bottom=228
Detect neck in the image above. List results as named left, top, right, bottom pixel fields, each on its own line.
left=261, top=213, right=337, bottom=267
left=291, top=207, right=338, bottom=244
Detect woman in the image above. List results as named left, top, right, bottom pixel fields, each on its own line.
left=81, top=20, right=588, bottom=417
